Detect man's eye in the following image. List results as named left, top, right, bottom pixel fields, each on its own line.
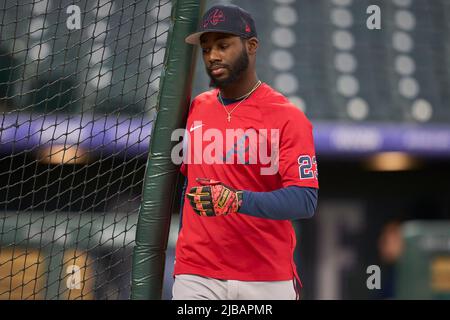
left=220, top=44, right=229, bottom=49
left=202, top=48, right=210, bottom=54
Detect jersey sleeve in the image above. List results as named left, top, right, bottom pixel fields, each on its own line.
left=277, top=107, right=319, bottom=189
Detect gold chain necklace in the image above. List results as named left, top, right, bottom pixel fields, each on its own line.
left=218, top=80, right=262, bottom=122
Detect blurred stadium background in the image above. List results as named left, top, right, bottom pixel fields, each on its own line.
left=1, top=0, right=450, bottom=299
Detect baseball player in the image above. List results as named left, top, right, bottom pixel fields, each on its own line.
left=172, top=5, right=319, bottom=300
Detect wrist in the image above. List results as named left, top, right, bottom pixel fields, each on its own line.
left=236, top=190, right=243, bottom=209
left=236, top=190, right=251, bottom=213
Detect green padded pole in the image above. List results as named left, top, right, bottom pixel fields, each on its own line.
left=131, top=0, right=205, bottom=300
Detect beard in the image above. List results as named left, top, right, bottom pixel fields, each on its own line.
left=207, top=49, right=249, bottom=89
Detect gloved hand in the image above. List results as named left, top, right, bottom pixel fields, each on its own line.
left=186, top=178, right=243, bottom=217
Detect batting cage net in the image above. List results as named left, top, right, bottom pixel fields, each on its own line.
left=0, top=0, right=171, bottom=299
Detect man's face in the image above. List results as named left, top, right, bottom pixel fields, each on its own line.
left=200, top=33, right=249, bottom=89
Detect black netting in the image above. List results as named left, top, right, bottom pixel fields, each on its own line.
left=0, top=0, right=171, bottom=299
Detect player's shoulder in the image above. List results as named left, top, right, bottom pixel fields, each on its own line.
left=257, top=83, right=312, bottom=126
left=191, top=89, right=217, bottom=106
left=186, top=89, right=217, bottom=116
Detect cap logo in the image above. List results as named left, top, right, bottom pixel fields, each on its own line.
left=245, top=24, right=251, bottom=33
left=203, top=9, right=225, bottom=28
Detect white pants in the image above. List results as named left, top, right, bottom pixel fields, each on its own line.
left=172, top=274, right=298, bottom=300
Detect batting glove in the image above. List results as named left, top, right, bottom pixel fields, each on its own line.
left=186, top=178, right=243, bottom=217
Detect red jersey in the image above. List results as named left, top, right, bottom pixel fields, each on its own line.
left=174, top=83, right=318, bottom=281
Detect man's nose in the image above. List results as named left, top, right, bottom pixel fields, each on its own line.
left=208, top=48, right=221, bottom=64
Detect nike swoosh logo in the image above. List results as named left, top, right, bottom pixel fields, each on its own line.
left=189, top=124, right=204, bottom=132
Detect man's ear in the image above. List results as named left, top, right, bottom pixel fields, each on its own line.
left=246, top=37, right=259, bottom=55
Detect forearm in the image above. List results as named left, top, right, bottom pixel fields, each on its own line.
left=238, top=186, right=318, bottom=220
